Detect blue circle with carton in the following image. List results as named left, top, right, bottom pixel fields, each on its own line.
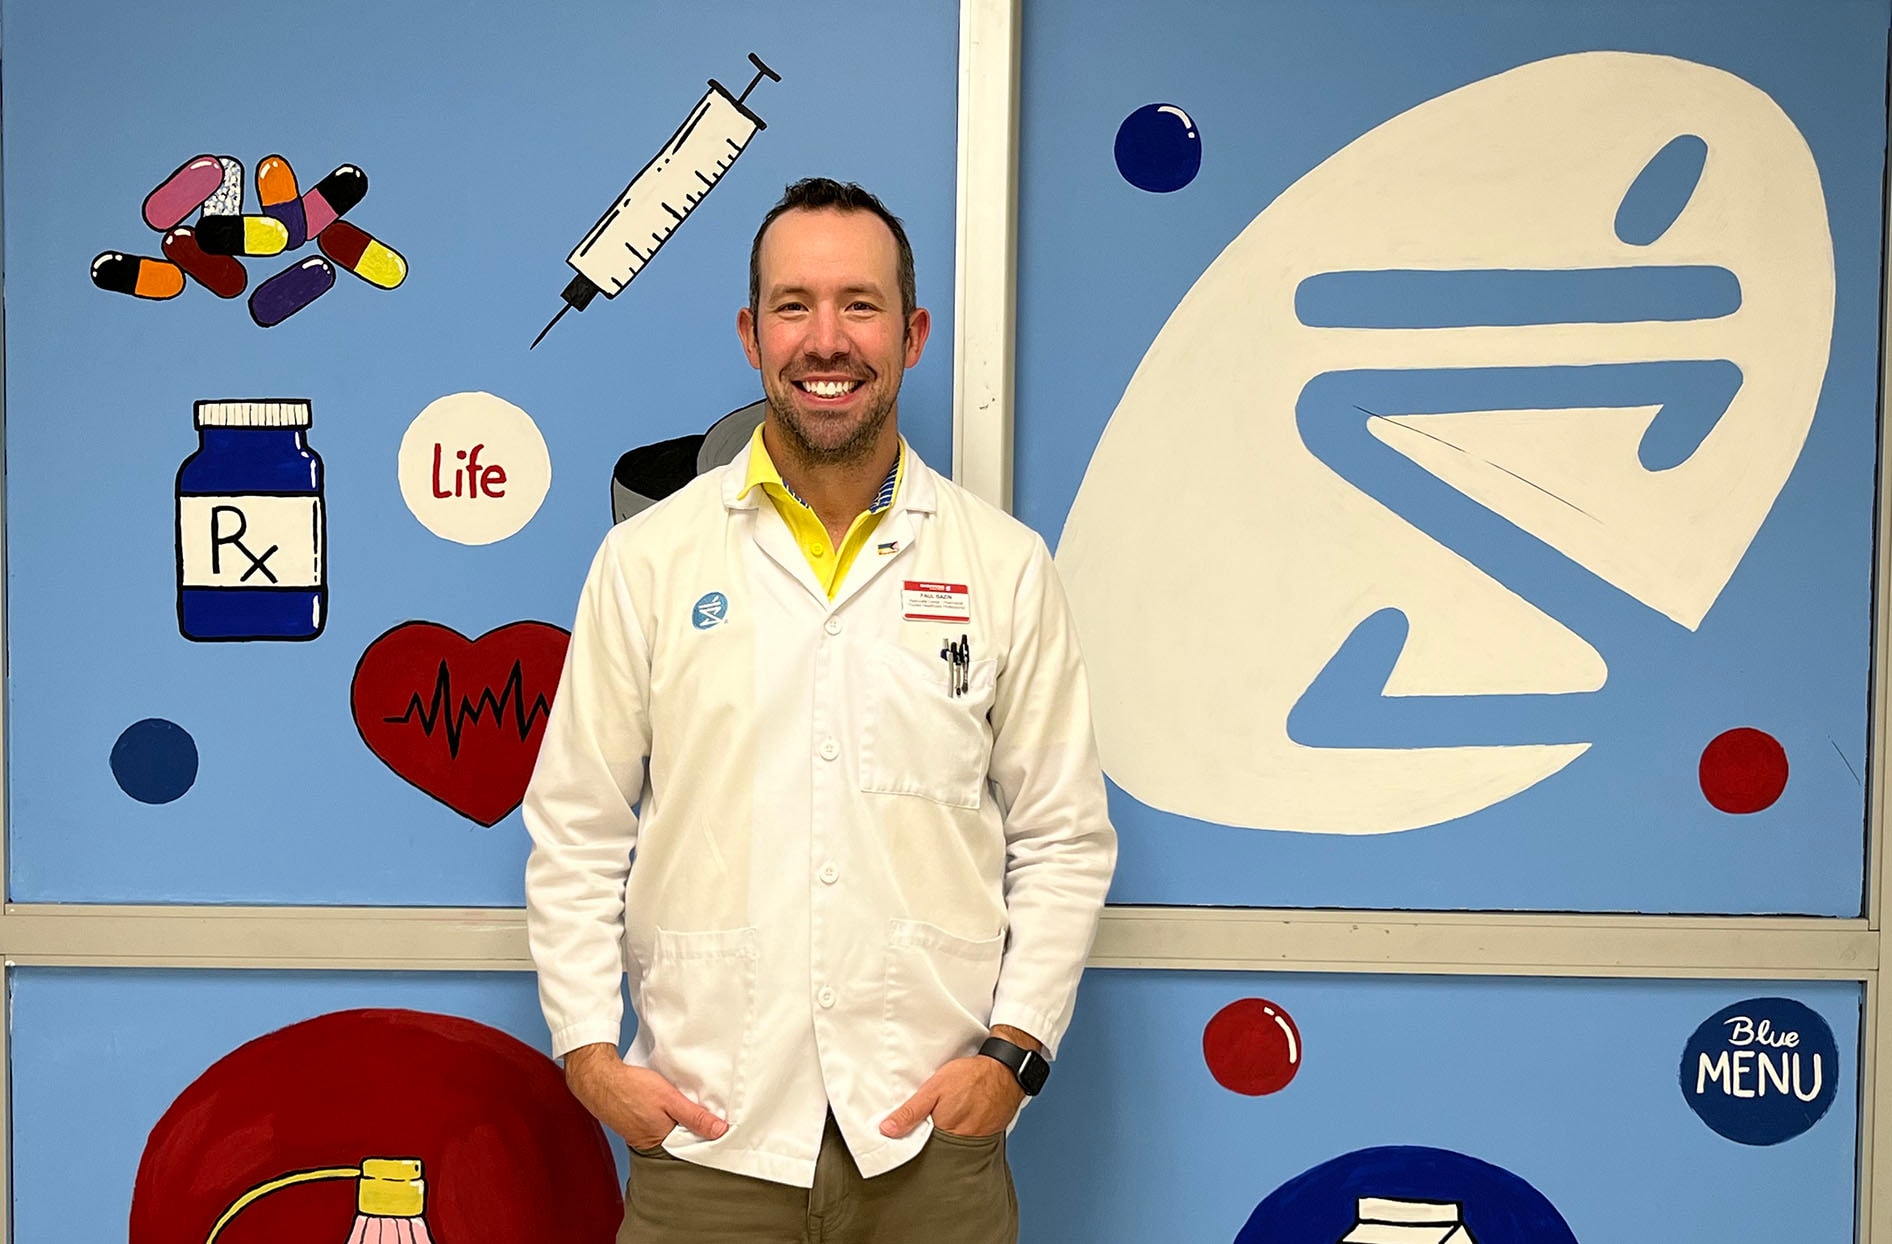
left=1679, top=996, right=1837, bottom=1145
left=1234, top=1145, right=1576, bottom=1243
left=110, top=718, right=199, bottom=804
left=1114, top=103, right=1202, bottom=193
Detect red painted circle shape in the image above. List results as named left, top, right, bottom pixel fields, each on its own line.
left=1698, top=727, right=1789, bottom=814
left=1203, top=997, right=1302, bottom=1096
left=129, top=1009, right=622, bottom=1244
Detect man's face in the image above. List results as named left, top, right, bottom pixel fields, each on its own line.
left=739, top=207, right=930, bottom=467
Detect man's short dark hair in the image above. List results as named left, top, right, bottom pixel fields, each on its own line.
left=748, top=178, right=917, bottom=326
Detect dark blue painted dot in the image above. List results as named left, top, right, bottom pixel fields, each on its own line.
left=110, top=718, right=198, bottom=804
left=1115, top=103, right=1202, bottom=193
left=1616, top=134, right=1708, bottom=246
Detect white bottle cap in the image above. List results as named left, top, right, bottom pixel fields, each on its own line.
left=195, top=399, right=312, bottom=429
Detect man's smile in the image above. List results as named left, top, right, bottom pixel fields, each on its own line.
left=793, top=376, right=867, bottom=402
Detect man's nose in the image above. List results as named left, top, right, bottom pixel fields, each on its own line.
left=804, top=305, right=850, bottom=358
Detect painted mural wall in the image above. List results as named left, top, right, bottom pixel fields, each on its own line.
left=1017, top=0, right=1889, bottom=914
left=1007, top=971, right=1861, bottom=1242
left=11, top=971, right=628, bottom=1244
left=4, top=0, right=1884, bottom=1241
left=11, top=969, right=1861, bottom=1243
left=1, top=0, right=961, bottom=904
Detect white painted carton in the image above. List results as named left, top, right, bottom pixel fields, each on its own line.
left=1337, top=1197, right=1477, bottom=1244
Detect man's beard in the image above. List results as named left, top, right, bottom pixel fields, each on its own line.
left=766, top=382, right=897, bottom=468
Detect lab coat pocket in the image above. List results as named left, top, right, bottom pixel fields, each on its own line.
left=882, top=918, right=1005, bottom=1098
left=860, top=644, right=997, bottom=809
left=639, top=925, right=758, bottom=1127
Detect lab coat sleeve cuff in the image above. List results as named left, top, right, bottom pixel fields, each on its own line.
left=549, top=1019, right=625, bottom=1061
left=988, top=1002, right=1068, bottom=1061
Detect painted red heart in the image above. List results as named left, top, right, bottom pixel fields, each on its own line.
left=350, top=620, right=570, bottom=826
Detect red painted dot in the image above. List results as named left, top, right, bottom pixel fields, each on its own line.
left=1699, top=727, right=1789, bottom=814
left=1203, top=997, right=1301, bottom=1096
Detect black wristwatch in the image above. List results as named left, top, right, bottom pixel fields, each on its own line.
left=978, top=1036, right=1051, bottom=1096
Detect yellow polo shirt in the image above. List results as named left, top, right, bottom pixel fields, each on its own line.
left=741, top=425, right=903, bottom=598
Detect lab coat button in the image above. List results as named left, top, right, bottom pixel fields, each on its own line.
left=825, top=617, right=842, bottom=635
left=819, top=863, right=839, bottom=884
left=817, top=986, right=837, bottom=1008
left=819, top=738, right=840, bottom=761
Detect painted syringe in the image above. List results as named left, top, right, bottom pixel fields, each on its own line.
left=532, top=53, right=780, bottom=349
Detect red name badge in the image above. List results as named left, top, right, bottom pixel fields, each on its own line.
left=903, top=580, right=971, bottom=622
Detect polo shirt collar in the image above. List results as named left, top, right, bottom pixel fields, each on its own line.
left=723, top=424, right=932, bottom=514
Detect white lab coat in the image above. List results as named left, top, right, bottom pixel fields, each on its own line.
left=523, top=442, right=1117, bottom=1187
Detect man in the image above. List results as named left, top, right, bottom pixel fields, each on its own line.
left=524, top=178, right=1116, bottom=1243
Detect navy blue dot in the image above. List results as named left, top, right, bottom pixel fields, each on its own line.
left=110, top=718, right=199, bottom=804
left=1115, top=103, right=1202, bottom=193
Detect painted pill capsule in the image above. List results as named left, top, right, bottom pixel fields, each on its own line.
left=162, top=226, right=247, bottom=298
left=250, top=256, right=336, bottom=327
left=143, top=155, right=223, bottom=231
left=195, top=214, right=290, bottom=257
left=319, top=220, right=407, bottom=290
left=91, top=251, right=186, bottom=300
left=301, top=164, right=368, bottom=237
left=257, top=154, right=307, bottom=249
left=200, top=156, right=244, bottom=216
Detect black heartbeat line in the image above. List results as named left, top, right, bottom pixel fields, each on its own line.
left=383, top=659, right=554, bottom=760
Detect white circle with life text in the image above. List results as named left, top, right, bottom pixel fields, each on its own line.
left=398, top=392, right=551, bottom=545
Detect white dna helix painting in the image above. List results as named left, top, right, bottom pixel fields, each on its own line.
left=1056, top=52, right=1835, bottom=834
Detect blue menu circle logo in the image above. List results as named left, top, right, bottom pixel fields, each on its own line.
left=1680, top=996, right=1838, bottom=1145
left=692, top=591, right=729, bottom=630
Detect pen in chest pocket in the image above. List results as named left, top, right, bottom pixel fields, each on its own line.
left=938, top=633, right=972, bottom=697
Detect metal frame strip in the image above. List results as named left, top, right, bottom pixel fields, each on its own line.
left=0, top=904, right=1871, bottom=978
left=951, top=0, right=1020, bottom=509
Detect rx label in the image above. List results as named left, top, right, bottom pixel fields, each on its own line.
left=178, top=495, right=323, bottom=588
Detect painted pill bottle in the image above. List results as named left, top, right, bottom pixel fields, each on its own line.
left=176, top=399, right=326, bottom=641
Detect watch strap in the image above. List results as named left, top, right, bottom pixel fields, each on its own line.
left=978, top=1036, right=1050, bottom=1095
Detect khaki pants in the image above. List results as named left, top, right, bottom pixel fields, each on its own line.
left=618, top=1114, right=1019, bottom=1244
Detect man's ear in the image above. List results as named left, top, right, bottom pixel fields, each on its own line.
left=737, top=306, right=762, bottom=370
left=903, top=307, right=932, bottom=368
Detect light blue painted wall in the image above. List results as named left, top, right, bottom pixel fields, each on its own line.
left=2, top=0, right=960, bottom=903
left=1016, top=0, right=1888, bottom=914
left=12, top=968, right=1863, bottom=1243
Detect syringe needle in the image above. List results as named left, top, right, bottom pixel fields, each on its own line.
left=532, top=276, right=602, bottom=350
left=530, top=301, right=572, bottom=350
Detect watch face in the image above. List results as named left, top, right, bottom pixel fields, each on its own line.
left=1020, top=1052, right=1050, bottom=1096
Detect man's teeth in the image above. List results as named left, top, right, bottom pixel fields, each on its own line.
left=799, top=379, right=860, bottom=398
